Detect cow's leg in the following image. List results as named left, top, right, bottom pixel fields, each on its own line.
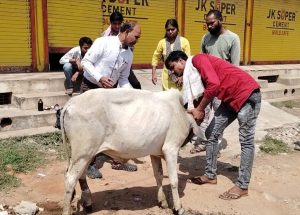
left=163, top=149, right=185, bottom=215
left=150, top=155, right=168, bottom=208
left=79, top=175, right=92, bottom=212
left=63, top=159, right=91, bottom=215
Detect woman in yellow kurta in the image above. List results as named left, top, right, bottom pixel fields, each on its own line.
left=152, top=19, right=191, bottom=90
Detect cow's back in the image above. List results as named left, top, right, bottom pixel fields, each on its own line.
left=62, top=88, right=189, bottom=160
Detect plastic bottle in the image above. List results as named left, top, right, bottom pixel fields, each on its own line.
left=38, top=99, right=44, bottom=111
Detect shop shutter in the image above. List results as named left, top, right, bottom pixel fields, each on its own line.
left=0, top=0, right=31, bottom=67
left=250, top=0, right=300, bottom=63
left=184, top=0, right=246, bottom=62
left=102, top=0, right=175, bottom=65
left=47, top=0, right=103, bottom=50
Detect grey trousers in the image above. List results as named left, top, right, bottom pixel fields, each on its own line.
left=204, top=89, right=261, bottom=189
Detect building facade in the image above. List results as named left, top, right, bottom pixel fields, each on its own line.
left=0, top=0, right=299, bottom=73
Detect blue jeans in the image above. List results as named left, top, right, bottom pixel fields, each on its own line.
left=63, top=63, right=77, bottom=89
left=204, top=89, right=261, bottom=189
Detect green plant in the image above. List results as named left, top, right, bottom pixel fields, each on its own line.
left=0, top=132, right=63, bottom=190
left=0, top=174, right=20, bottom=191
left=259, top=136, right=290, bottom=154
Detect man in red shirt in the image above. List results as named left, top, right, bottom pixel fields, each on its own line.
left=165, top=51, right=261, bottom=200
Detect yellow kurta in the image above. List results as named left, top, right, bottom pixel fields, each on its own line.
left=152, top=36, right=191, bottom=90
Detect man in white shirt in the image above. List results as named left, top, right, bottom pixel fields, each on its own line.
left=81, top=21, right=141, bottom=179
left=59, top=37, right=93, bottom=95
left=102, top=11, right=142, bottom=89
left=81, top=21, right=141, bottom=91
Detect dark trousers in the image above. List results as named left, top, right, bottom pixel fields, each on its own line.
left=113, top=69, right=141, bottom=89
left=80, top=77, right=100, bottom=93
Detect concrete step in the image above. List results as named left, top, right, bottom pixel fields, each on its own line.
left=265, top=95, right=300, bottom=103
left=0, top=126, right=59, bottom=139
left=0, top=107, right=57, bottom=132
left=278, top=76, right=300, bottom=86
left=12, top=91, right=78, bottom=110
left=0, top=72, right=65, bottom=94
left=256, top=79, right=268, bottom=88
left=261, top=83, right=300, bottom=100
left=241, top=64, right=300, bottom=79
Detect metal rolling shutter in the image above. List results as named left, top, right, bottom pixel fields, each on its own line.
left=47, top=0, right=103, bottom=49
left=0, top=0, right=31, bottom=66
left=251, top=0, right=300, bottom=62
left=184, top=0, right=246, bottom=61
left=102, top=0, right=176, bottom=65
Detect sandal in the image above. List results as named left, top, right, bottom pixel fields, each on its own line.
left=219, top=186, right=248, bottom=200
left=187, top=175, right=217, bottom=185
left=190, top=145, right=206, bottom=154
left=111, top=162, right=137, bottom=172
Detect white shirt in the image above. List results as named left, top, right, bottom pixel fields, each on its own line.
left=59, top=46, right=82, bottom=64
left=81, top=36, right=132, bottom=88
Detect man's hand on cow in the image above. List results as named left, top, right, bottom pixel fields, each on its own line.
left=100, top=77, right=113, bottom=88
left=188, top=108, right=205, bottom=125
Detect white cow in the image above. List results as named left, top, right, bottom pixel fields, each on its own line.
left=61, top=88, right=200, bottom=215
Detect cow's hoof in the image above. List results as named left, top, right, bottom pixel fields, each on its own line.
left=158, top=200, right=168, bottom=209
left=84, top=205, right=93, bottom=213
left=87, top=165, right=102, bottom=179
left=172, top=208, right=185, bottom=215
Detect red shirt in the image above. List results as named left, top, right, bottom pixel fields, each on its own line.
left=192, top=54, right=260, bottom=112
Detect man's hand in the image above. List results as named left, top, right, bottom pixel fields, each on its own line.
left=71, top=71, right=79, bottom=82
left=175, top=76, right=183, bottom=87
left=100, top=76, right=113, bottom=88
left=188, top=108, right=205, bottom=125
left=152, top=72, right=157, bottom=85
left=76, top=59, right=83, bottom=72
left=69, top=58, right=76, bottom=64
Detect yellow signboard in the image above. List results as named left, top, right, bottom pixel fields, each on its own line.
left=102, top=0, right=176, bottom=65
left=184, top=0, right=246, bottom=61
left=250, top=0, right=300, bottom=62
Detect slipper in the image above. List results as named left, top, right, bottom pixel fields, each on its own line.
left=219, top=187, right=248, bottom=200
left=190, top=145, right=206, bottom=154
left=187, top=176, right=217, bottom=185
left=111, top=162, right=137, bottom=172
left=87, top=165, right=103, bottom=179
left=65, top=88, right=73, bottom=95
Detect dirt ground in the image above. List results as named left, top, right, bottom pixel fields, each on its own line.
left=1, top=143, right=300, bottom=215
left=1, top=103, right=300, bottom=215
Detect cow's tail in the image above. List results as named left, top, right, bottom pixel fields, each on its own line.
left=60, top=104, right=72, bottom=168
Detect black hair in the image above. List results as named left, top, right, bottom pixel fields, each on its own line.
left=110, top=11, right=124, bottom=23
left=164, top=18, right=179, bottom=38
left=119, top=21, right=137, bottom=33
left=206, top=9, right=223, bottom=21
left=165, top=18, right=179, bottom=29
left=165, top=51, right=188, bottom=70
left=79, top=37, right=93, bottom=47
